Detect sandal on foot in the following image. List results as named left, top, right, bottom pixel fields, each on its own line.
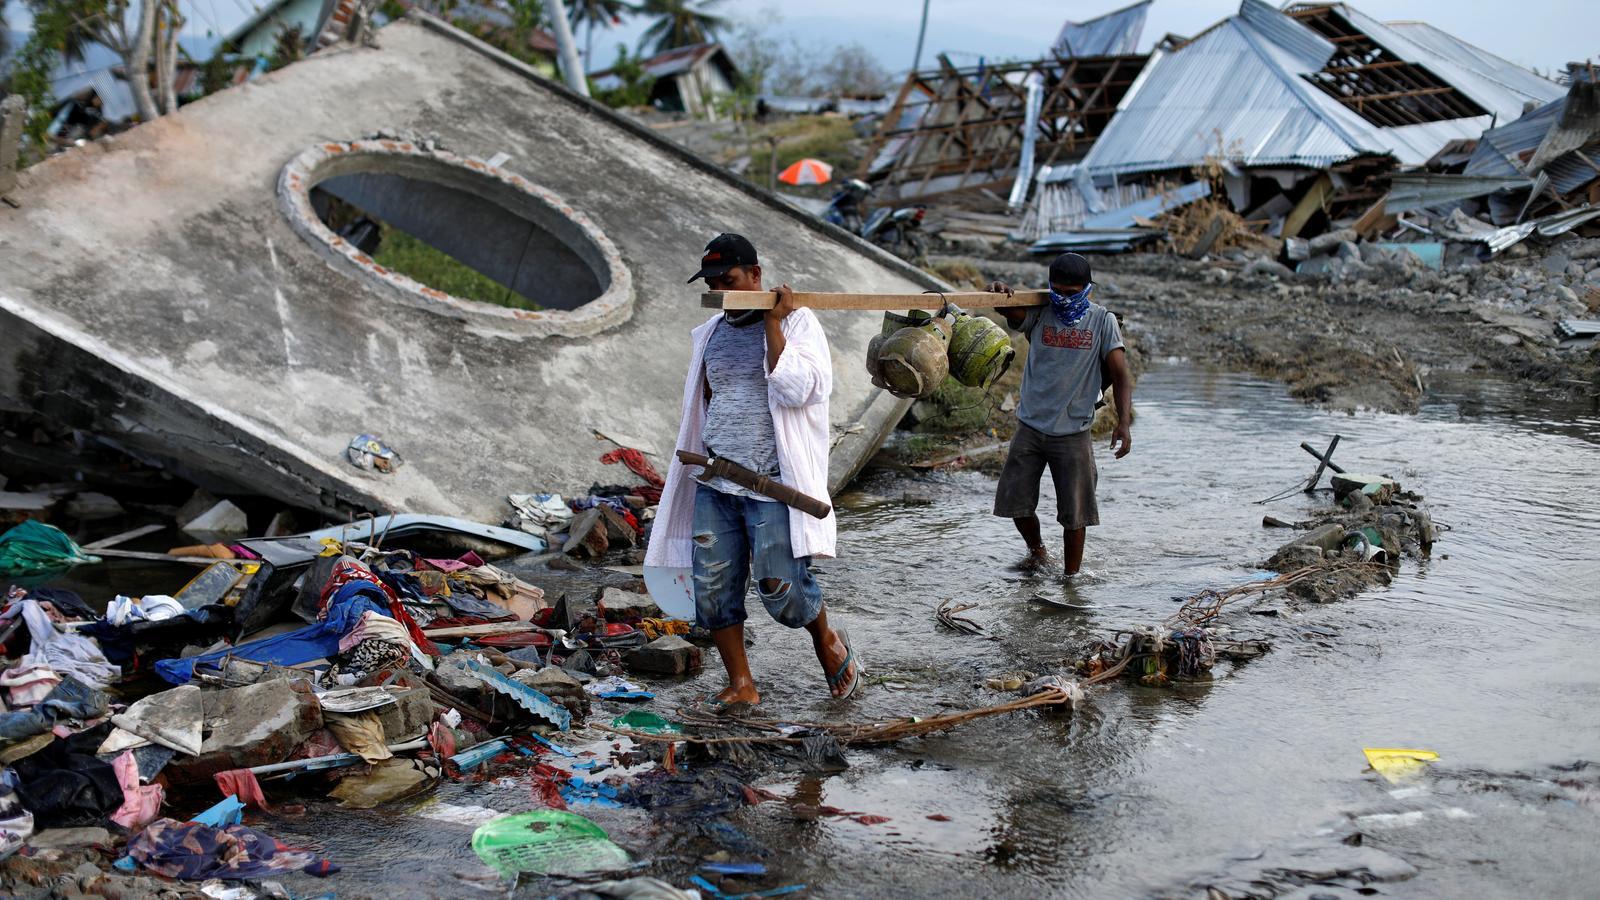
left=825, top=627, right=864, bottom=701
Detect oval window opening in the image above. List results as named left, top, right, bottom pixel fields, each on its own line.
left=279, top=140, right=633, bottom=337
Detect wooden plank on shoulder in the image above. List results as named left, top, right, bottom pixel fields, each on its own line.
left=702, top=290, right=1049, bottom=311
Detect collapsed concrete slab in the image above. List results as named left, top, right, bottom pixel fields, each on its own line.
left=0, top=14, right=937, bottom=523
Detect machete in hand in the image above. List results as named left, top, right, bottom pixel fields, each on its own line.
left=676, top=450, right=832, bottom=520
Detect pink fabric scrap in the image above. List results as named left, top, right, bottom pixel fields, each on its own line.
left=214, top=768, right=272, bottom=812
left=110, top=750, right=165, bottom=829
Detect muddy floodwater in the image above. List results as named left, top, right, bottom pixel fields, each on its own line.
left=260, top=363, right=1599, bottom=898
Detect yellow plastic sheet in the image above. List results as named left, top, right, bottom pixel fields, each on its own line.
left=1363, top=747, right=1439, bottom=783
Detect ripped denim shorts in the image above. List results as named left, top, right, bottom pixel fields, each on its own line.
left=691, top=486, right=823, bottom=632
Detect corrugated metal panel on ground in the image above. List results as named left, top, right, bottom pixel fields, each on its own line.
left=1465, top=99, right=1563, bottom=176
left=1386, top=173, right=1534, bottom=212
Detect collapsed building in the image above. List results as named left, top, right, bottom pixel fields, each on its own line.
left=858, top=0, right=1589, bottom=257
left=859, top=1, right=1154, bottom=204
left=1023, top=0, right=1567, bottom=244
left=0, top=14, right=934, bottom=524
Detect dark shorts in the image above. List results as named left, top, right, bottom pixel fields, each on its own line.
left=993, top=424, right=1099, bottom=529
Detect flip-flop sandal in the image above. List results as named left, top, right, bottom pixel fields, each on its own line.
left=825, top=627, right=864, bottom=700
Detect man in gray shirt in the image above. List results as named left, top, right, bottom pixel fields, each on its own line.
left=988, top=253, right=1133, bottom=576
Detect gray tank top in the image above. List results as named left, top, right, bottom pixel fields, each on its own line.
left=701, top=317, right=780, bottom=501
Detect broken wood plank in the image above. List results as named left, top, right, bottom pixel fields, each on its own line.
left=703, top=290, right=1047, bottom=311
left=421, top=622, right=537, bottom=639
left=84, top=523, right=166, bottom=550
left=91, top=547, right=248, bottom=566
left=1353, top=193, right=1399, bottom=239
left=1283, top=174, right=1335, bottom=239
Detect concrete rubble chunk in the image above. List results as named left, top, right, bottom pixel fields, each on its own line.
left=0, top=20, right=920, bottom=521
left=1244, top=257, right=1294, bottom=280
left=1308, top=228, right=1358, bottom=255
left=163, top=680, right=321, bottom=785
left=372, top=683, right=438, bottom=742
left=624, top=635, right=703, bottom=677
left=511, top=666, right=585, bottom=702
left=600, top=587, right=662, bottom=622
left=182, top=499, right=249, bottom=537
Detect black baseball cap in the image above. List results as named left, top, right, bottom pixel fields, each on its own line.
left=687, top=233, right=759, bottom=283
left=1049, top=252, right=1092, bottom=287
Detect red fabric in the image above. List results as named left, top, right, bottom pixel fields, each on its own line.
left=529, top=763, right=568, bottom=810
left=599, top=448, right=665, bottom=504
left=427, top=721, right=456, bottom=760
left=214, top=768, right=272, bottom=812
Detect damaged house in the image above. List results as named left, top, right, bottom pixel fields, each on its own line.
left=1020, top=0, right=1566, bottom=242
left=858, top=1, right=1153, bottom=203
left=589, top=43, right=743, bottom=120
left=0, top=14, right=932, bottom=524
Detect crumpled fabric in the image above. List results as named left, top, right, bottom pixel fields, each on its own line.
left=506, top=493, right=573, bottom=535
left=0, top=521, right=99, bottom=577
left=0, top=767, right=33, bottom=861
left=13, top=725, right=123, bottom=827
left=109, top=749, right=164, bottom=829
left=9, top=599, right=120, bottom=689
left=323, top=711, right=392, bottom=764
left=154, top=588, right=388, bottom=685
left=0, top=675, right=107, bottom=742
left=318, top=558, right=436, bottom=656
left=0, top=663, right=62, bottom=707
left=125, top=818, right=338, bottom=880
left=16, top=587, right=97, bottom=622
left=213, top=769, right=272, bottom=812
left=416, top=551, right=485, bottom=574
left=599, top=448, right=665, bottom=504
left=336, top=610, right=416, bottom=655
left=104, top=594, right=185, bottom=626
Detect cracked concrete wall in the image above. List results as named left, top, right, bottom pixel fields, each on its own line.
left=0, top=19, right=928, bottom=522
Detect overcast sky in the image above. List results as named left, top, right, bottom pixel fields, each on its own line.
left=5, top=0, right=1593, bottom=79
left=596, top=0, right=1593, bottom=79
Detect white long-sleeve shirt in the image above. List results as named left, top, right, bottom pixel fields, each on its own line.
left=645, top=308, right=837, bottom=568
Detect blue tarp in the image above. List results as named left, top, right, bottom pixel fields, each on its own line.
left=154, top=582, right=390, bottom=684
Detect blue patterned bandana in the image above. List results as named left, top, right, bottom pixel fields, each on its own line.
left=1049, top=283, right=1093, bottom=326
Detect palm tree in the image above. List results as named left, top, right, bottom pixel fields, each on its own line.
left=635, top=0, right=725, bottom=56
left=568, top=0, right=634, bottom=71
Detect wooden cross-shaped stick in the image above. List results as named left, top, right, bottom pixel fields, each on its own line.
left=701, top=290, right=1050, bottom=311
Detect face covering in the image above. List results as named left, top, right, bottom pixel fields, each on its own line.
left=725, top=309, right=764, bottom=327
left=1049, top=283, right=1093, bottom=326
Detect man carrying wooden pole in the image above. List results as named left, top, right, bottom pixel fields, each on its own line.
left=988, top=253, right=1134, bottom=577
left=645, top=234, right=862, bottom=710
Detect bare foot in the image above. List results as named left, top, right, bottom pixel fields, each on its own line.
left=814, top=628, right=857, bottom=699
left=712, top=683, right=760, bottom=706
left=1014, top=547, right=1052, bottom=573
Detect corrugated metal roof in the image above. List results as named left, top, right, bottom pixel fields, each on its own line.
left=1239, top=0, right=1333, bottom=71
left=1061, top=0, right=1558, bottom=181
left=1339, top=13, right=1565, bottom=119
left=1054, top=0, right=1150, bottom=58
left=1061, top=8, right=1362, bottom=178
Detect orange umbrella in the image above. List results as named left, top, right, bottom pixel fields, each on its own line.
left=778, top=158, right=834, bottom=186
